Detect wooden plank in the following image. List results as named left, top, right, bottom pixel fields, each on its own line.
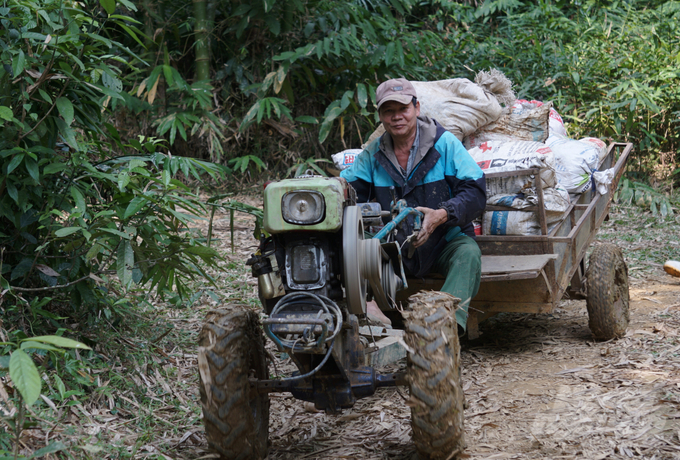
left=481, top=271, right=542, bottom=282
left=366, top=336, right=407, bottom=367
left=469, top=301, right=554, bottom=314
left=485, top=168, right=541, bottom=179
left=481, top=254, right=558, bottom=275
left=473, top=277, right=553, bottom=304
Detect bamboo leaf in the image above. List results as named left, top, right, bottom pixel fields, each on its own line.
left=28, top=336, right=91, bottom=349
left=25, top=157, right=39, bottom=183
left=340, top=90, right=353, bottom=111
left=295, top=116, right=318, bottom=124
left=30, top=441, right=67, bottom=458
left=9, top=350, right=41, bottom=406
left=55, top=227, right=82, bottom=237
left=124, top=196, right=148, bottom=218
left=20, top=341, right=61, bottom=352
left=117, top=241, right=134, bottom=287
left=86, top=243, right=102, bottom=261
left=118, top=171, right=130, bottom=191
left=356, top=83, right=368, bottom=108
left=184, top=246, right=218, bottom=256
left=13, top=50, right=25, bottom=77
left=44, top=162, right=67, bottom=175
left=274, top=66, right=286, bottom=94
left=100, top=0, right=116, bottom=14
left=0, top=106, right=13, bottom=121
left=55, top=118, right=79, bottom=150
left=319, top=119, right=334, bottom=144
left=7, top=153, right=24, bottom=174
left=385, top=42, right=395, bottom=67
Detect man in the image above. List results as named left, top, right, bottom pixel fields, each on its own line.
left=340, top=78, right=486, bottom=331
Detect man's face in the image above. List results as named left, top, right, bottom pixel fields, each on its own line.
left=378, top=100, right=420, bottom=141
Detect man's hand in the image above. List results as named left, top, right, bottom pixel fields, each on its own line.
left=413, top=207, right=448, bottom=248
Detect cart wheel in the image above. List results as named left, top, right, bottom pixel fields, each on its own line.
left=404, top=292, right=465, bottom=459
left=586, top=243, right=629, bottom=340
left=198, top=307, right=269, bottom=459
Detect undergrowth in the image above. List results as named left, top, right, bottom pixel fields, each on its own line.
left=597, top=186, right=680, bottom=276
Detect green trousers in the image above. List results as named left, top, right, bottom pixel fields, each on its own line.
left=429, top=234, right=482, bottom=330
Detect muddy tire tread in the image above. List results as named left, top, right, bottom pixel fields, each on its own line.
left=586, top=243, right=630, bottom=340
left=198, top=308, right=269, bottom=459
left=405, top=292, right=465, bottom=459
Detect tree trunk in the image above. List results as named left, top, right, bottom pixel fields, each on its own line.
left=193, top=0, right=210, bottom=82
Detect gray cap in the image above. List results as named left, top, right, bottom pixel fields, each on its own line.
left=376, top=78, right=417, bottom=109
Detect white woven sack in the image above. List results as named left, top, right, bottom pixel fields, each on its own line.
left=546, top=134, right=601, bottom=194
left=510, top=99, right=568, bottom=138
left=487, top=185, right=570, bottom=214
left=331, top=149, right=362, bottom=171
left=549, top=106, right=568, bottom=137
left=483, top=207, right=564, bottom=236
left=411, top=78, right=504, bottom=141
left=579, top=137, right=608, bottom=163
left=467, top=140, right=557, bottom=197
left=464, top=101, right=551, bottom=149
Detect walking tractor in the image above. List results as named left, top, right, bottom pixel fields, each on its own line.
left=198, top=174, right=466, bottom=459
left=197, top=142, right=632, bottom=460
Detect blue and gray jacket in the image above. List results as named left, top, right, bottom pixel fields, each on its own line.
left=341, top=116, right=486, bottom=277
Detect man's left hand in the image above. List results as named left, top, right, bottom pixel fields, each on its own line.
left=413, top=207, right=448, bottom=248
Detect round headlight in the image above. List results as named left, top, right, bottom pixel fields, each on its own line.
left=282, top=191, right=325, bottom=225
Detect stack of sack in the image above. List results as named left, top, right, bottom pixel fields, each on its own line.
left=331, top=71, right=613, bottom=236
left=465, top=98, right=612, bottom=235
left=466, top=139, right=571, bottom=236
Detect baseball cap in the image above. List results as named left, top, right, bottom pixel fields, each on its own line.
left=375, top=78, right=417, bottom=109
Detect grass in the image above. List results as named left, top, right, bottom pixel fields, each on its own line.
left=596, top=191, right=680, bottom=276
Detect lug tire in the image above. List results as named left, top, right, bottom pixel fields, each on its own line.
left=404, top=292, right=465, bottom=459
left=586, top=243, right=630, bottom=340
left=198, top=307, right=269, bottom=459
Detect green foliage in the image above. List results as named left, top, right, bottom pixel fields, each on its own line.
left=617, top=178, right=675, bottom=219
left=228, top=154, right=267, bottom=175
left=286, top=157, right=331, bottom=178
left=207, top=197, right=266, bottom=251
left=1, top=335, right=90, bottom=406
left=202, top=0, right=465, bottom=165
left=0, top=0, right=227, bottom=323
left=451, top=1, right=680, bottom=177
left=106, top=0, right=679, bottom=182
left=1, top=145, right=227, bottom=309
left=0, top=333, right=87, bottom=458
left=135, top=66, right=226, bottom=160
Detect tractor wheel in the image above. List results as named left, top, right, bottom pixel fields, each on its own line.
left=586, top=243, right=630, bottom=340
left=404, top=292, right=466, bottom=459
left=198, top=307, right=269, bottom=459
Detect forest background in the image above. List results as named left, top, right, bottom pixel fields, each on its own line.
left=0, top=0, right=679, bottom=457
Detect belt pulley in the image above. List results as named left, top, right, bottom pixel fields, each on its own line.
left=342, top=206, right=403, bottom=316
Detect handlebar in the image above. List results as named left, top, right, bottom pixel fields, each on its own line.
left=372, top=199, right=423, bottom=241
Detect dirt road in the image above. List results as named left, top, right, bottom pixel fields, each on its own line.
left=262, top=272, right=680, bottom=460
left=203, top=198, right=680, bottom=460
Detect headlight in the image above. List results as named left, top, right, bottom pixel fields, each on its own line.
left=282, top=191, right=325, bottom=225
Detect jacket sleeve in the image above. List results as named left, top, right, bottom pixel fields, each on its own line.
left=339, top=149, right=375, bottom=203
left=439, top=175, right=486, bottom=228
left=436, top=134, right=486, bottom=227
